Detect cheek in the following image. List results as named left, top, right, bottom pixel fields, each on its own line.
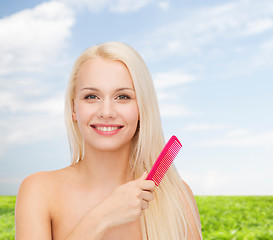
left=73, top=102, right=94, bottom=123
left=122, top=103, right=139, bottom=125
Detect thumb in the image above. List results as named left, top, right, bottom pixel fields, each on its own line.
left=139, top=171, right=148, bottom=180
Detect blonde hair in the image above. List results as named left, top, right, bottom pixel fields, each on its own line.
left=64, top=42, right=202, bottom=239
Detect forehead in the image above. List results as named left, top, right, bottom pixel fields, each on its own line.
left=76, top=57, right=134, bottom=89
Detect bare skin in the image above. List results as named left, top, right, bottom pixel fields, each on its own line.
left=15, top=164, right=201, bottom=240
left=15, top=159, right=155, bottom=239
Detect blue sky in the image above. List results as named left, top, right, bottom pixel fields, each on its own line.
left=0, top=0, right=273, bottom=195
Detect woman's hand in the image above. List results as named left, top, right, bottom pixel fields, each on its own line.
left=65, top=172, right=155, bottom=240
left=99, top=172, right=155, bottom=228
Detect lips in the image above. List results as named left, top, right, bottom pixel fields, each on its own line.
left=90, top=124, right=124, bottom=133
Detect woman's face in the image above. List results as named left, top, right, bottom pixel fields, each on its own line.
left=72, top=57, right=139, bottom=152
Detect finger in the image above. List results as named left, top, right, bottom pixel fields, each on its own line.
left=141, top=200, right=149, bottom=210
left=141, top=191, right=155, bottom=202
left=139, top=180, right=156, bottom=191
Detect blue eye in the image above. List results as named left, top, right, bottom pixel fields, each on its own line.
left=116, top=95, right=131, bottom=100
left=84, top=94, right=98, bottom=100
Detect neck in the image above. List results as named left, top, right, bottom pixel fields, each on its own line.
left=76, top=143, right=134, bottom=191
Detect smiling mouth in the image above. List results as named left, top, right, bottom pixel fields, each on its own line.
left=91, top=125, right=124, bottom=132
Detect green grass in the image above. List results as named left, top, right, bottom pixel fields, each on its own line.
left=196, top=196, right=273, bottom=240
left=1, top=196, right=273, bottom=239
left=0, top=196, right=16, bottom=240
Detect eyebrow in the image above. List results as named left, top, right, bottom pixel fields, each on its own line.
left=80, top=87, right=99, bottom=91
left=80, top=87, right=135, bottom=92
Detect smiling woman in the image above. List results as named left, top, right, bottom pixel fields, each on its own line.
left=15, top=42, right=202, bottom=240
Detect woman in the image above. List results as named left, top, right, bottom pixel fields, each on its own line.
left=15, top=42, right=202, bottom=239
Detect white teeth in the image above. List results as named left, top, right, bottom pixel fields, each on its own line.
left=96, top=126, right=120, bottom=132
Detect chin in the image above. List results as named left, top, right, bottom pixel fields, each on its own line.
left=88, top=138, right=132, bottom=152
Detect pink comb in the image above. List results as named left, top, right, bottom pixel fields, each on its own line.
left=146, top=135, right=182, bottom=186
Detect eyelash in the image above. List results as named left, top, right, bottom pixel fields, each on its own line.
left=116, top=94, right=131, bottom=100
left=83, top=94, right=131, bottom=101
left=84, top=94, right=98, bottom=100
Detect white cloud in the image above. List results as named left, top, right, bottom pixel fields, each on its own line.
left=152, top=70, right=196, bottom=116
left=61, top=0, right=108, bottom=12
left=181, top=168, right=273, bottom=195
left=61, top=0, right=154, bottom=13
left=160, top=104, right=192, bottom=117
left=225, top=129, right=250, bottom=137
left=8, top=115, right=64, bottom=144
left=197, top=130, right=273, bottom=147
left=153, top=70, right=195, bottom=89
left=182, top=170, right=230, bottom=195
left=156, top=92, right=170, bottom=100
left=255, top=36, right=273, bottom=67
left=260, top=37, right=273, bottom=51
left=28, top=95, right=64, bottom=115
left=0, top=1, right=74, bottom=155
left=0, top=88, right=65, bottom=157
left=166, top=40, right=181, bottom=52
left=158, top=1, right=169, bottom=11
left=151, top=70, right=195, bottom=117
left=242, top=18, right=273, bottom=36
left=181, top=123, right=229, bottom=132
left=0, top=77, right=52, bottom=97
left=0, top=1, right=74, bottom=75
left=141, top=0, right=273, bottom=60
left=110, top=0, right=154, bottom=13
left=0, top=111, right=66, bottom=156
left=0, top=79, right=65, bottom=115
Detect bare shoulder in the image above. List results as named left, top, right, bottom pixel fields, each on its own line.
left=15, top=167, right=72, bottom=239
left=18, top=171, right=54, bottom=194
left=17, top=169, right=64, bottom=200
left=16, top=166, right=73, bottom=208
left=18, top=165, right=75, bottom=192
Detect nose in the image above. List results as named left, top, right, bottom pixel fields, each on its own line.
left=98, top=99, right=116, bottom=119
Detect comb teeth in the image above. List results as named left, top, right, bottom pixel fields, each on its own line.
left=146, top=136, right=182, bottom=186
left=152, top=140, right=181, bottom=185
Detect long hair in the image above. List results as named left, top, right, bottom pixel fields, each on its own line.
left=64, top=42, right=202, bottom=239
